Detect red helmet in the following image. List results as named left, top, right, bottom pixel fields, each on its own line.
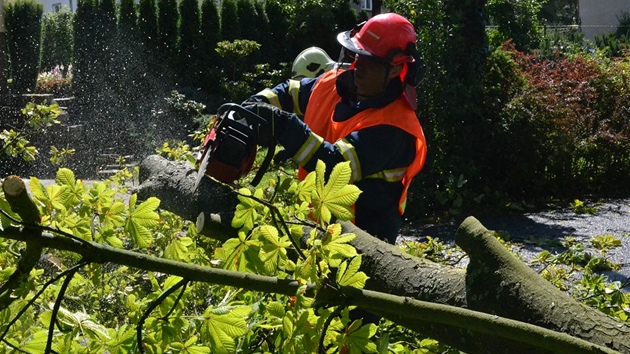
left=337, top=13, right=416, bottom=66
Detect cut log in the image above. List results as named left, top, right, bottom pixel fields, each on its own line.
left=456, top=217, right=630, bottom=352
left=0, top=175, right=43, bottom=309
left=135, top=154, right=238, bottom=228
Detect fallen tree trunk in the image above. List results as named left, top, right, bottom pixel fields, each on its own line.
left=136, top=155, right=630, bottom=352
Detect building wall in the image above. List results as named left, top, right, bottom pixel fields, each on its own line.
left=579, top=0, right=630, bottom=40
left=39, top=0, right=75, bottom=13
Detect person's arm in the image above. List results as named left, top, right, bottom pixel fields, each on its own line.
left=246, top=78, right=318, bottom=117
left=279, top=120, right=416, bottom=181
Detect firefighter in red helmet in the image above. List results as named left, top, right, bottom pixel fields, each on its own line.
left=244, top=13, right=427, bottom=245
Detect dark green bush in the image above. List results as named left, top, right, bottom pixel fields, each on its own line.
left=237, top=0, right=258, bottom=41
left=4, top=0, right=43, bottom=93
left=178, top=0, right=201, bottom=85
left=119, top=0, right=136, bottom=30
left=254, top=1, right=272, bottom=64
left=220, top=0, right=240, bottom=42
left=264, top=0, right=292, bottom=65
left=594, top=33, right=630, bottom=58
left=157, top=0, right=178, bottom=56
left=492, top=45, right=630, bottom=199
left=486, top=0, right=544, bottom=52
left=72, top=0, right=96, bottom=98
left=138, top=0, right=158, bottom=47
left=199, top=0, right=221, bottom=91
left=289, top=0, right=336, bottom=59
left=40, top=7, right=74, bottom=73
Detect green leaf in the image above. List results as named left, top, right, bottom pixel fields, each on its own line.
left=20, top=330, right=48, bottom=352
left=336, top=256, right=368, bottom=288
left=311, top=161, right=361, bottom=224
left=231, top=188, right=265, bottom=232
left=55, top=168, right=84, bottom=207
left=258, top=225, right=292, bottom=274
left=296, top=171, right=316, bottom=203
left=101, top=201, right=126, bottom=230
left=124, top=196, right=160, bottom=248
left=265, top=301, right=285, bottom=318
left=322, top=224, right=357, bottom=267
left=218, top=232, right=261, bottom=272
left=165, top=236, right=193, bottom=262
left=203, top=306, right=251, bottom=354
left=294, top=250, right=319, bottom=282
left=334, top=320, right=379, bottom=354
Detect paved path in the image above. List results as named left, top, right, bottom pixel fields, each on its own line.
left=400, top=198, right=630, bottom=285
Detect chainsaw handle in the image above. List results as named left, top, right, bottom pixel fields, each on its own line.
left=218, top=103, right=269, bottom=126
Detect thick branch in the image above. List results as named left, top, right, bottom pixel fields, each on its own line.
left=0, top=176, right=43, bottom=310
left=456, top=216, right=630, bottom=353
left=0, top=226, right=308, bottom=297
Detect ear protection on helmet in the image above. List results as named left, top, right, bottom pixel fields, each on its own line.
left=403, top=43, right=426, bottom=87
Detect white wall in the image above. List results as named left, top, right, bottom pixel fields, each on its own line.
left=579, top=0, right=630, bottom=40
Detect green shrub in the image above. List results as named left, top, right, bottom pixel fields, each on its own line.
left=220, top=0, right=240, bottom=41
left=264, top=0, right=292, bottom=65
left=594, top=32, right=630, bottom=58
left=157, top=0, right=178, bottom=55
left=494, top=45, right=630, bottom=199
left=289, top=0, right=336, bottom=59
left=254, top=1, right=272, bottom=64
left=199, top=0, right=221, bottom=91
left=40, top=7, right=74, bottom=73
left=178, top=0, right=201, bottom=85
left=72, top=0, right=97, bottom=98
left=4, top=0, right=43, bottom=93
left=486, top=0, right=545, bottom=52
left=138, top=0, right=158, bottom=46
left=119, top=0, right=137, bottom=30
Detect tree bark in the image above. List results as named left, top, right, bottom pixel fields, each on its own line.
left=136, top=154, right=630, bottom=352
left=456, top=217, right=630, bottom=352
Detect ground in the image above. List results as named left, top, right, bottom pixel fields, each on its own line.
left=400, top=198, right=630, bottom=285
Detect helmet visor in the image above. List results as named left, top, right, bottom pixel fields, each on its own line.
left=336, top=30, right=394, bottom=66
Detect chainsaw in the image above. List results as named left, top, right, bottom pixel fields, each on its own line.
left=194, top=103, right=275, bottom=190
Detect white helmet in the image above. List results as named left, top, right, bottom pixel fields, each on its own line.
left=291, top=47, right=336, bottom=79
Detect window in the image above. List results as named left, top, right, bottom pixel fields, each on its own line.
left=52, top=3, right=62, bottom=12
left=361, top=0, right=372, bottom=11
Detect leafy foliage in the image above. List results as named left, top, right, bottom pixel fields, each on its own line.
left=1, top=102, right=61, bottom=162
left=0, top=160, right=386, bottom=352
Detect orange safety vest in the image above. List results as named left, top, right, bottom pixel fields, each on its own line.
left=298, top=71, right=427, bottom=214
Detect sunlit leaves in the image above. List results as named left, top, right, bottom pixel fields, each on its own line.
left=105, top=325, right=135, bottom=353
left=256, top=225, right=292, bottom=274
left=202, top=306, right=251, bottom=354
left=322, top=223, right=357, bottom=268
left=232, top=188, right=266, bottom=233
left=216, top=231, right=261, bottom=272
left=165, top=234, right=194, bottom=262
left=169, top=335, right=211, bottom=354
left=337, top=256, right=368, bottom=289
left=326, top=319, right=378, bottom=354
left=29, top=176, right=71, bottom=214
left=125, top=195, right=160, bottom=248
left=311, top=161, right=361, bottom=225
left=295, top=170, right=316, bottom=204
left=55, top=168, right=85, bottom=207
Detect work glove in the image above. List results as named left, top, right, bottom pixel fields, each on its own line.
left=242, top=102, right=293, bottom=147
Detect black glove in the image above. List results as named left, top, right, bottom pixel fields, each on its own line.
left=242, top=102, right=293, bottom=147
